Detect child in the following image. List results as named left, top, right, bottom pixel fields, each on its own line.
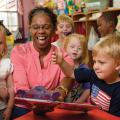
left=52, top=34, right=120, bottom=117
left=52, top=14, right=74, bottom=47
left=97, top=12, right=120, bottom=39
left=88, top=12, right=120, bottom=67
left=63, top=33, right=90, bottom=103
left=0, top=26, right=14, bottom=120
left=0, top=22, right=14, bottom=58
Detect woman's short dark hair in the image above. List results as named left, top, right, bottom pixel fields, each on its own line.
left=28, top=7, right=57, bottom=30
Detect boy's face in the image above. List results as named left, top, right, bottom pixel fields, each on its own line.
left=56, top=22, right=73, bottom=38
left=66, top=37, right=83, bottom=61
left=93, top=51, right=119, bottom=83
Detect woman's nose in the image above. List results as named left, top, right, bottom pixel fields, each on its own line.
left=37, top=27, right=46, bottom=34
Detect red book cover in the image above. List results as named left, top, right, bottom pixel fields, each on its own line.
left=15, top=97, right=99, bottom=112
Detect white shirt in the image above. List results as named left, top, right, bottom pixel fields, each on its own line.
left=0, top=58, right=13, bottom=110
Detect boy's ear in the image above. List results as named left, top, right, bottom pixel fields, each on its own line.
left=115, top=61, right=120, bottom=71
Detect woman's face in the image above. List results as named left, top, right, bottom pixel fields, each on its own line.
left=29, top=14, right=54, bottom=51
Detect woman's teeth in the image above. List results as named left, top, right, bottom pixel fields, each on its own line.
left=38, top=36, right=46, bottom=40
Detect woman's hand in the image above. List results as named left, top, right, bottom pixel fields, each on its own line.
left=54, top=86, right=68, bottom=102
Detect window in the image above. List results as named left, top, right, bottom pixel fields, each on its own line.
left=0, top=0, right=18, bottom=32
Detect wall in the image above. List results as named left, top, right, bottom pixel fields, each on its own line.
left=23, top=0, right=34, bottom=38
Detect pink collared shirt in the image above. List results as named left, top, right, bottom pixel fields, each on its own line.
left=11, top=42, right=74, bottom=92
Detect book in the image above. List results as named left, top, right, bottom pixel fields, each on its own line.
left=15, top=97, right=99, bottom=112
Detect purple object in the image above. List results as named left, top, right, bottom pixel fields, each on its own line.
left=16, top=86, right=61, bottom=101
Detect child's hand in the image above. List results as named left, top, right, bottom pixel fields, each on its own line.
left=0, top=87, right=8, bottom=100
left=52, top=47, right=63, bottom=65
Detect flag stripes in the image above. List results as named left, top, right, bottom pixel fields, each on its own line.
left=91, top=84, right=111, bottom=111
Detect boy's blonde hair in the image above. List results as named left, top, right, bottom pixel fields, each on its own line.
left=0, top=25, right=8, bottom=58
left=92, top=34, right=120, bottom=60
left=63, top=33, right=89, bottom=64
left=57, top=14, right=74, bottom=32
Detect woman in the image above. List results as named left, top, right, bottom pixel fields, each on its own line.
left=11, top=7, right=73, bottom=119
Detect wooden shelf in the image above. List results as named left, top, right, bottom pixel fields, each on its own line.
left=102, top=7, right=120, bottom=12
left=72, top=7, right=120, bottom=32
left=72, top=8, right=120, bottom=22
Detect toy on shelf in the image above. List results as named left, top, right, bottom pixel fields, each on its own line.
left=55, top=0, right=66, bottom=15
left=67, top=0, right=74, bottom=15
left=44, top=0, right=56, bottom=10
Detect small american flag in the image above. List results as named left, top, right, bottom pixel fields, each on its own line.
left=91, top=84, right=111, bottom=111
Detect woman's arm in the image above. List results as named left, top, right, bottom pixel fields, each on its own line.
left=56, top=77, right=74, bottom=101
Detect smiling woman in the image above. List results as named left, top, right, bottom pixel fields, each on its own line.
left=10, top=6, right=74, bottom=119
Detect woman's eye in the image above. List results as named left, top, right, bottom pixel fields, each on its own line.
left=44, top=25, right=50, bottom=29
left=31, top=25, right=39, bottom=30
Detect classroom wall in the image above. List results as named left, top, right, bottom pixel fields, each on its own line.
left=22, top=0, right=34, bottom=38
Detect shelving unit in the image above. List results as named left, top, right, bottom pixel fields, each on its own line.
left=72, top=8, right=120, bottom=40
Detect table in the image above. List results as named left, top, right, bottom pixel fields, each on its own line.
left=15, top=108, right=120, bottom=120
